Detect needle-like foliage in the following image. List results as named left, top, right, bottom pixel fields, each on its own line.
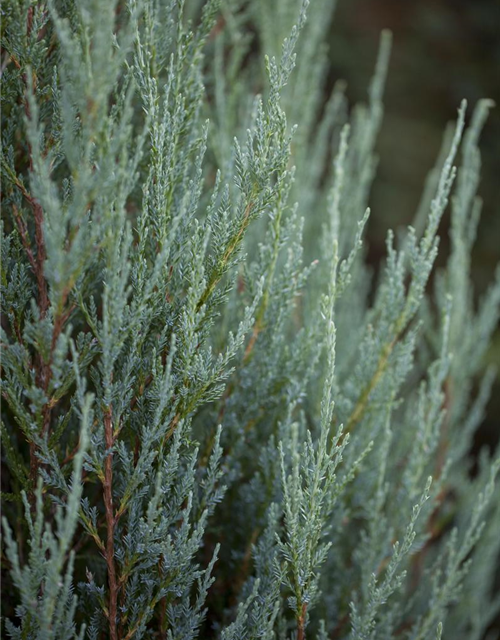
left=1, top=1, right=499, bottom=639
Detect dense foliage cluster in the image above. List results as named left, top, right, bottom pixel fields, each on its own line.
left=1, top=1, right=499, bottom=638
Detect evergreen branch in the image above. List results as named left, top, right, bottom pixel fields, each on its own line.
left=196, top=198, right=255, bottom=313
left=103, top=406, right=119, bottom=640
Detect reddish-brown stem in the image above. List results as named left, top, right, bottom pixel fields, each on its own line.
left=32, top=198, right=48, bottom=317
left=103, top=407, right=119, bottom=640
left=410, top=378, right=453, bottom=589
left=28, top=441, right=39, bottom=491
left=164, top=412, right=181, bottom=443
left=159, top=597, right=167, bottom=638
left=10, top=178, right=49, bottom=318
left=21, top=9, right=49, bottom=320
left=12, top=204, right=37, bottom=274
left=158, top=555, right=167, bottom=638
left=297, top=603, right=307, bottom=640
left=11, top=184, right=51, bottom=441
left=209, top=15, right=226, bottom=39
left=11, top=22, right=49, bottom=494
left=243, top=321, right=261, bottom=362
left=26, top=6, right=34, bottom=38
left=331, top=613, right=350, bottom=639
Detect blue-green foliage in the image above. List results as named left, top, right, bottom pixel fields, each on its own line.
left=1, top=1, right=499, bottom=638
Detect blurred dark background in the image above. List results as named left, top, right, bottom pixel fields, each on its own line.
left=328, top=0, right=500, bottom=454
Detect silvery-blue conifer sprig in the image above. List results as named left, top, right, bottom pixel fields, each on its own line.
left=1, top=1, right=499, bottom=639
